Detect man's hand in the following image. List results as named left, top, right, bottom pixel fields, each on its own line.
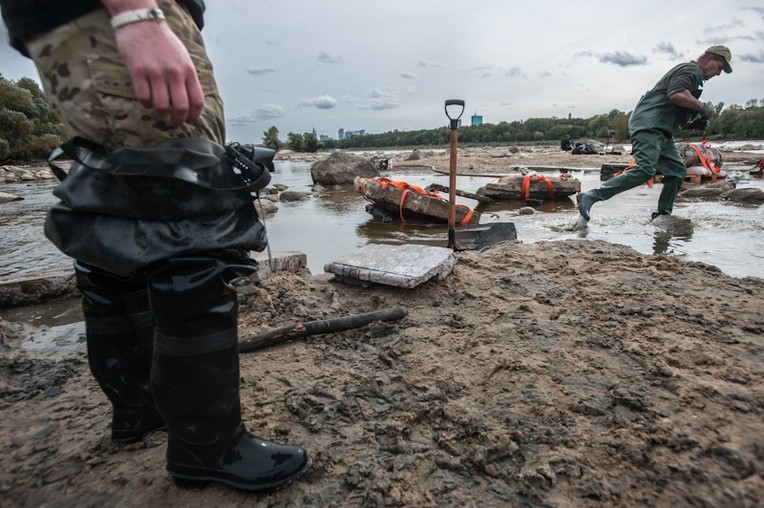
left=700, top=102, right=716, bottom=120
left=682, top=119, right=708, bottom=132
left=114, top=21, right=205, bottom=125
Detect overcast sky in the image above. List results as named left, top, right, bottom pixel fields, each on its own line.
left=1, top=0, right=763, bottom=143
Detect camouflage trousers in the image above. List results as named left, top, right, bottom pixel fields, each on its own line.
left=23, top=0, right=224, bottom=149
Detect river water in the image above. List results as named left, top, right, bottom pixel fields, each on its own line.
left=1, top=160, right=762, bottom=281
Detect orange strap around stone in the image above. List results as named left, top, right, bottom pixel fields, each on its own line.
left=702, top=140, right=724, bottom=169
left=688, top=142, right=721, bottom=175
left=370, top=177, right=473, bottom=224
left=374, top=177, right=441, bottom=198
left=521, top=174, right=555, bottom=201
left=459, top=206, right=474, bottom=224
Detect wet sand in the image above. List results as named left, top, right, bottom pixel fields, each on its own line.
left=0, top=144, right=762, bottom=507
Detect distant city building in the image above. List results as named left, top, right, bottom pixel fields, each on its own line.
left=471, top=114, right=483, bottom=126
left=338, top=128, right=366, bottom=139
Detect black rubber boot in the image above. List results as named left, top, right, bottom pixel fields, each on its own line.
left=75, top=261, right=165, bottom=443
left=148, top=257, right=310, bottom=492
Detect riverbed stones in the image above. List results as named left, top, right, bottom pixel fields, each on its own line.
left=479, top=175, right=580, bottom=201
left=279, top=190, right=311, bottom=201
left=1, top=165, right=56, bottom=184
left=255, top=198, right=278, bottom=215
left=356, top=177, right=481, bottom=224
left=0, top=270, right=77, bottom=309
left=310, top=151, right=379, bottom=185
left=678, top=185, right=764, bottom=205
left=650, top=214, right=694, bottom=237
left=720, top=187, right=764, bottom=204
left=0, top=191, right=23, bottom=203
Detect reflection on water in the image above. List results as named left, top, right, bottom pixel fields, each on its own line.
left=1, top=160, right=762, bottom=280
left=653, top=231, right=680, bottom=255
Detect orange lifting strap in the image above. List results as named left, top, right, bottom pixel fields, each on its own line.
left=521, top=174, right=555, bottom=201
left=365, top=177, right=474, bottom=224
left=688, top=142, right=722, bottom=175
left=613, top=162, right=653, bottom=187
left=374, top=177, right=440, bottom=198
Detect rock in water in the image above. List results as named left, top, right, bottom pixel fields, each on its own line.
left=0, top=191, right=23, bottom=203
left=720, top=187, right=764, bottom=205
left=650, top=214, right=693, bottom=236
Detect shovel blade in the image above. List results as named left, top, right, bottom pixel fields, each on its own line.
left=454, top=222, right=517, bottom=250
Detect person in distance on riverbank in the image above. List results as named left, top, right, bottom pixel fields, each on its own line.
left=0, top=0, right=310, bottom=493
left=576, top=46, right=732, bottom=221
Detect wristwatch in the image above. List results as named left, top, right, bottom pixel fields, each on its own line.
left=110, top=8, right=166, bottom=30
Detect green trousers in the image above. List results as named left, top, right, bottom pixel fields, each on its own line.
left=584, top=129, right=686, bottom=214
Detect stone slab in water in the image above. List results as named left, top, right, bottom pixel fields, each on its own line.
left=324, top=244, right=456, bottom=288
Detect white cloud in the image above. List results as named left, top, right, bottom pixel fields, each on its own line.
left=418, top=60, right=443, bottom=68
left=246, top=67, right=275, bottom=76
left=358, top=89, right=401, bottom=110
left=298, top=95, right=338, bottom=109
left=654, top=42, right=685, bottom=60
left=227, top=104, right=286, bottom=125
left=317, top=52, right=343, bottom=64
left=598, top=51, right=648, bottom=67
left=505, top=67, right=522, bottom=78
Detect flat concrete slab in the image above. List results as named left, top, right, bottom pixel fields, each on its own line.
left=249, top=250, right=308, bottom=279
left=324, top=244, right=456, bottom=288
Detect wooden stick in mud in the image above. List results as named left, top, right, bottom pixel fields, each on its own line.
left=238, top=306, right=408, bottom=353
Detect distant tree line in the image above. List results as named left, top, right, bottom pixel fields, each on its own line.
left=261, top=126, right=320, bottom=153
left=0, top=74, right=66, bottom=161
left=271, top=100, right=764, bottom=152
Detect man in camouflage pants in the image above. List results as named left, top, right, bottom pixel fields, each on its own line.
left=0, top=0, right=310, bottom=492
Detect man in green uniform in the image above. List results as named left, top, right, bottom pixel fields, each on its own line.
left=577, top=46, right=732, bottom=221
left=0, top=0, right=310, bottom=493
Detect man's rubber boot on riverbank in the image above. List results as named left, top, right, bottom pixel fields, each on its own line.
left=75, top=262, right=165, bottom=444
left=576, top=192, right=594, bottom=221
left=148, top=257, right=311, bottom=492
left=656, top=175, right=683, bottom=216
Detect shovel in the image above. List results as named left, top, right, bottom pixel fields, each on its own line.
left=445, top=99, right=465, bottom=249
left=443, top=99, right=518, bottom=251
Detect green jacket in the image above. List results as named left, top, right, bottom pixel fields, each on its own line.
left=628, top=61, right=704, bottom=137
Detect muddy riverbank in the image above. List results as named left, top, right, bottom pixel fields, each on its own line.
left=1, top=143, right=762, bottom=507
left=1, top=239, right=763, bottom=507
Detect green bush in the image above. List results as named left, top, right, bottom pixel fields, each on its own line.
left=0, top=74, right=65, bottom=161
